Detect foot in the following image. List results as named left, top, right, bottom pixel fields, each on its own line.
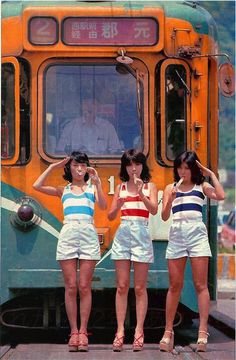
left=133, top=333, right=144, bottom=351
left=159, top=330, right=174, bottom=352
left=78, top=332, right=89, bottom=352
left=68, top=331, right=79, bottom=352
left=196, top=330, right=209, bottom=352
left=113, top=333, right=125, bottom=352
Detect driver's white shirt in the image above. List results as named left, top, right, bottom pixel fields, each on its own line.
left=56, top=117, right=122, bottom=154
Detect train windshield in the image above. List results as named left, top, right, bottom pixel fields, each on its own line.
left=44, top=63, right=143, bottom=157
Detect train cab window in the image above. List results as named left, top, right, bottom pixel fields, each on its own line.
left=43, top=63, right=144, bottom=157
left=165, top=65, right=187, bottom=160
left=1, top=63, right=16, bottom=159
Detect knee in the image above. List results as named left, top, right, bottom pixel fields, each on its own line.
left=194, top=282, right=208, bottom=294
left=134, top=284, right=146, bottom=297
left=169, top=281, right=183, bottom=293
left=78, top=283, right=91, bottom=297
left=117, top=282, right=129, bottom=296
left=65, top=282, right=77, bottom=297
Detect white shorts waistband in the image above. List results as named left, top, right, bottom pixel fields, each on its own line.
left=172, top=218, right=202, bottom=223
left=121, top=218, right=149, bottom=225
left=63, top=219, right=94, bottom=225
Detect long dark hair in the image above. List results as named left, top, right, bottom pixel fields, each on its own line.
left=63, top=151, right=90, bottom=182
left=174, top=151, right=205, bottom=184
left=119, top=149, right=151, bottom=182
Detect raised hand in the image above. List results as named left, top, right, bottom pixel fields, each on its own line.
left=87, top=166, right=101, bottom=185
left=134, top=174, right=144, bottom=194
left=52, top=157, right=70, bottom=169
left=196, top=160, right=213, bottom=177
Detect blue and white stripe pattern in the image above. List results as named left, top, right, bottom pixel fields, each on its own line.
left=172, top=184, right=206, bottom=220
left=61, top=183, right=95, bottom=221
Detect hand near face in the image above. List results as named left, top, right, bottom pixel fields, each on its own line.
left=87, top=166, right=101, bottom=185
left=53, top=157, right=70, bottom=169
left=196, top=160, right=213, bottom=177
left=134, top=174, right=144, bottom=194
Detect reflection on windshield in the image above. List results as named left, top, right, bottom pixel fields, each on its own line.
left=44, top=64, right=143, bottom=156
left=165, top=65, right=187, bottom=160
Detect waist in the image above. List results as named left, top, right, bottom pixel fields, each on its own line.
left=121, top=218, right=149, bottom=226
left=63, top=219, right=94, bottom=225
left=172, top=218, right=202, bottom=223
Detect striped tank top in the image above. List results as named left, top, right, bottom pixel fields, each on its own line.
left=61, top=183, right=95, bottom=221
left=172, top=184, right=206, bottom=220
left=120, top=182, right=150, bottom=220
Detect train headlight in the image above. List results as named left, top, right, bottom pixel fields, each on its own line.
left=10, top=196, right=42, bottom=231
left=18, top=205, right=34, bottom=222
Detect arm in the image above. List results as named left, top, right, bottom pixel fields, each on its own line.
left=196, top=161, right=225, bottom=201
left=138, top=182, right=158, bottom=215
left=161, top=184, right=176, bottom=221
left=87, top=167, right=107, bottom=210
left=108, top=185, right=125, bottom=221
left=33, top=157, right=69, bottom=197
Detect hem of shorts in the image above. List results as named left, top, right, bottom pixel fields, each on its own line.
left=111, top=257, right=153, bottom=263
left=166, top=254, right=212, bottom=259
left=57, top=256, right=101, bottom=261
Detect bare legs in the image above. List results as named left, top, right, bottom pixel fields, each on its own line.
left=114, top=260, right=149, bottom=340
left=59, top=259, right=96, bottom=335
left=191, top=257, right=210, bottom=335
left=161, top=256, right=210, bottom=348
left=114, top=260, right=131, bottom=337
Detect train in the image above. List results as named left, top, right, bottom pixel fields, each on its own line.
left=1, top=0, right=234, bottom=332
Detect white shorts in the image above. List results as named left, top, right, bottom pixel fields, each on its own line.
left=166, top=220, right=212, bottom=259
left=56, top=220, right=101, bottom=261
left=111, top=219, right=154, bottom=263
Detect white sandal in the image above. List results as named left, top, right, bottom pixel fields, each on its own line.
left=196, top=330, right=210, bottom=352
left=159, top=330, right=174, bottom=352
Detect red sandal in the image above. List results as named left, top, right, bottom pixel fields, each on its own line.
left=78, top=331, right=89, bottom=352
left=113, top=333, right=125, bottom=352
left=133, top=333, right=144, bottom=351
left=68, top=331, right=79, bottom=352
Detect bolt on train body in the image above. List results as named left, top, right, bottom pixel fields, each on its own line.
left=1, top=1, right=234, bottom=331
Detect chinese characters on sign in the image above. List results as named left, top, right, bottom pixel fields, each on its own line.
left=62, top=18, right=158, bottom=45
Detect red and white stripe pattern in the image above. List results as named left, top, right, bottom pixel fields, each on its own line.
left=120, top=182, right=150, bottom=220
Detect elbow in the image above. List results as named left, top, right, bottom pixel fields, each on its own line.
left=33, top=183, right=39, bottom=191
left=218, top=194, right=226, bottom=201
left=161, top=212, right=169, bottom=221
left=150, top=207, right=158, bottom=216
left=108, top=213, right=114, bottom=221
left=101, top=203, right=107, bottom=211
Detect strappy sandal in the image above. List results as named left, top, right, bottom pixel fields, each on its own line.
left=112, top=333, right=125, bottom=352
left=196, top=330, right=210, bottom=352
left=68, top=331, right=79, bottom=352
left=133, top=333, right=144, bottom=352
left=159, top=330, right=174, bottom=352
left=78, top=331, right=89, bottom=352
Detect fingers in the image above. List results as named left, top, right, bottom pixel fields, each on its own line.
left=87, top=166, right=98, bottom=176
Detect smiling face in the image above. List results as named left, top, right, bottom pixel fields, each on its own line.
left=70, top=160, right=87, bottom=180
left=126, top=161, right=143, bottom=180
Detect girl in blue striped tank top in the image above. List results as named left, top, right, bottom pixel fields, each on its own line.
left=33, top=151, right=107, bottom=352
left=159, top=151, right=225, bottom=353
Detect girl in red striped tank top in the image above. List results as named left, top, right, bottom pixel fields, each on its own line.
left=108, top=149, right=158, bottom=352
